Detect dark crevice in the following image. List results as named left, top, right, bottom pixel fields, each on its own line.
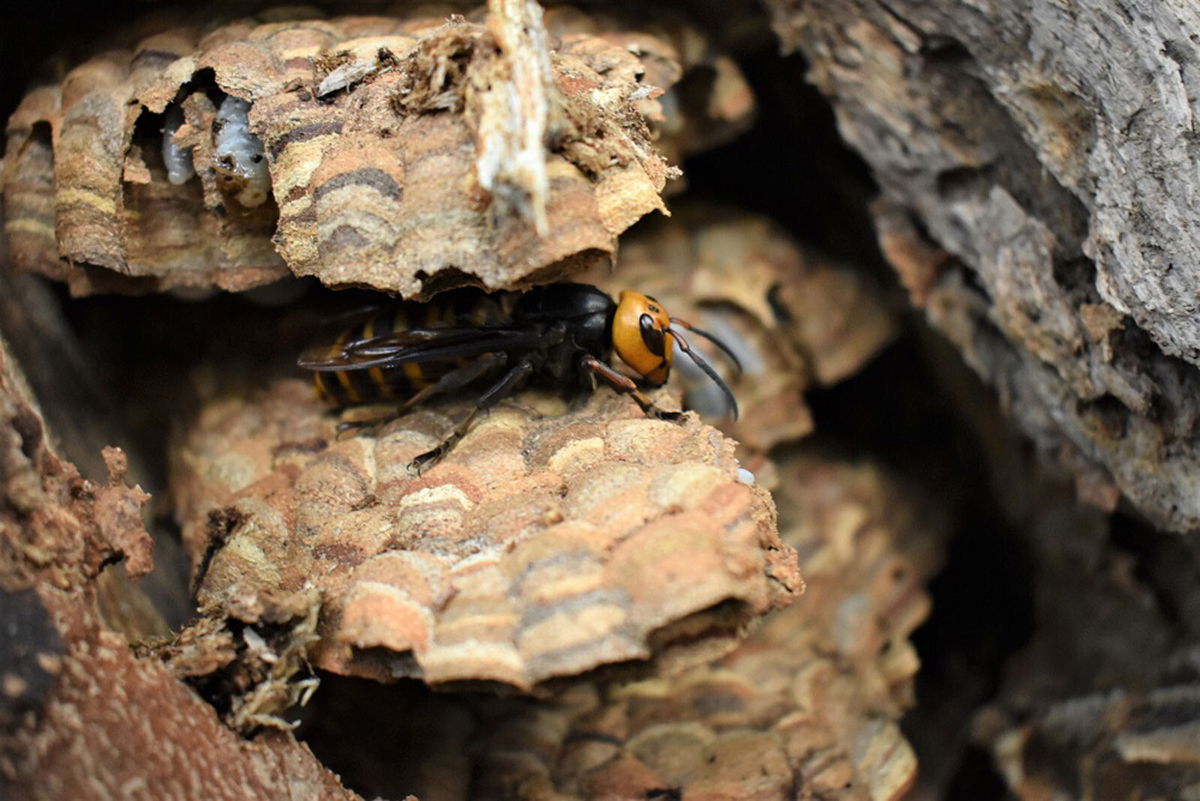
left=942, top=745, right=1011, bottom=799
left=681, top=48, right=888, bottom=273
left=1051, top=256, right=1099, bottom=301
left=1110, top=512, right=1200, bottom=647
left=415, top=266, right=479, bottom=297
left=0, top=3, right=143, bottom=124
left=919, top=36, right=974, bottom=65
left=191, top=508, right=243, bottom=600
left=936, top=164, right=993, bottom=203
left=1077, top=393, right=1129, bottom=439
left=933, top=252, right=993, bottom=307
left=1110, top=321, right=1200, bottom=435
left=295, top=674, right=475, bottom=801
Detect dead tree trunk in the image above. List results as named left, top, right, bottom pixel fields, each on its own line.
left=767, top=0, right=1200, bottom=534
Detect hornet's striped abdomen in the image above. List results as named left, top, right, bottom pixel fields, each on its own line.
left=311, top=293, right=515, bottom=406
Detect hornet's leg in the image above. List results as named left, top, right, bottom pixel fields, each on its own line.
left=398, top=352, right=509, bottom=412
left=410, top=355, right=539, bottom=473
left=579, top=355, right=682, bottom=420
left=336, top=352, right=507, bottom=435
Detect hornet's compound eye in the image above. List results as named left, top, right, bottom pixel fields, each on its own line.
left=613, top=291, right=673, bottom=385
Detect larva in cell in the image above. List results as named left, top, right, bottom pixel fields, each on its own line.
left=212, top=95, right=271, bottom=208
left=161, top=104, right=195, bottom=185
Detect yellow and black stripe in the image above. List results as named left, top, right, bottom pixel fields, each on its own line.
left=313, top=293, right=515, bottom=407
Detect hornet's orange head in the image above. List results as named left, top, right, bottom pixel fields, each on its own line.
left=610, top=290, right=742, bottom=419
left=612, top=291, right=674, bottom=385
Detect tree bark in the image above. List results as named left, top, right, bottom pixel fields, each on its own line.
left=767, top=0, right=1200, bottom=533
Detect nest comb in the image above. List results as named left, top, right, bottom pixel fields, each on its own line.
left=2, top=2, right=753, bottom=297
left=416, top=452, right=944, bottom=801
left=171, top=380, right=802, bottom=692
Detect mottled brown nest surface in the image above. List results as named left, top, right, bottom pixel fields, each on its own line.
left=458, top=451, right=944, bottom=801
left=171, top=379, right=801, bottom=691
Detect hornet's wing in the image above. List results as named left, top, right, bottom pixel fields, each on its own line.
left=298, top=328, right=542, bottom=372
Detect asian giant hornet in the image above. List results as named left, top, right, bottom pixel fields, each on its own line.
left=298, top=283, right=741, bottom=468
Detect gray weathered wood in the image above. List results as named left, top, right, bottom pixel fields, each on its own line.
left=767, top=0, right=1200, bottom=531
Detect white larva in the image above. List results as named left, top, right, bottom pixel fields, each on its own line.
left=212, top=95, right=271, bottom=208
left=161, top=104, right=195, bottom=185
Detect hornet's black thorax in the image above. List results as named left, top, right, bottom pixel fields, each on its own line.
left=513, top=283, right=616, bottom=382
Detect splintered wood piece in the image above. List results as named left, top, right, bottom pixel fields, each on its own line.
left=2, top=6, right=755, bottom=297
left=476, top=0, right=557, bottom=234
left=170, top=380, right=801, bottom=691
